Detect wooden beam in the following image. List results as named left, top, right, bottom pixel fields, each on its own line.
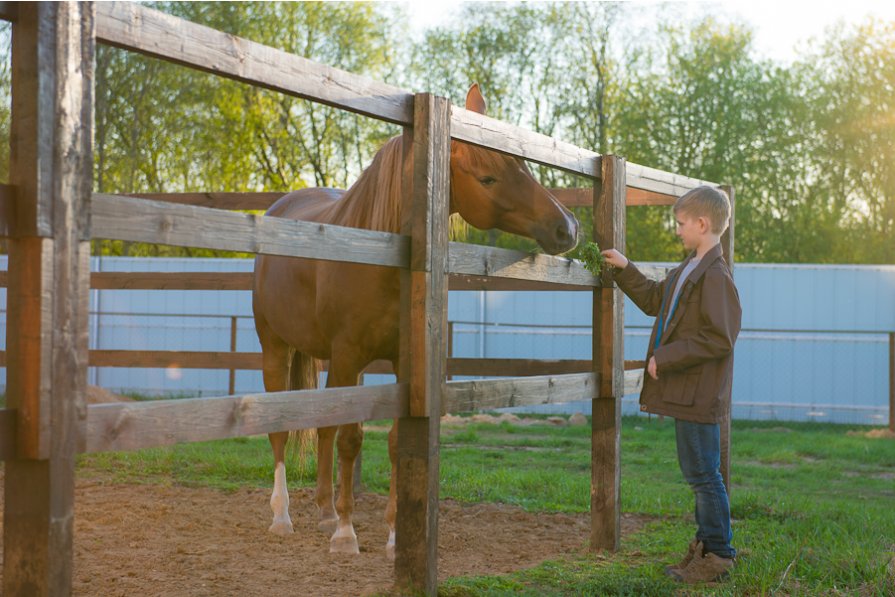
left=447, top=358, right=652, bottom=377
left=451, top=107, right=601, bottom=178
left=550, top=187, right=678, bottom=208
left=125, top=192, right=285, bottom=211
left=626, top=162, right=717, bottom=199
left=90, top=271, right=254, bottom=290
left=0, top=408, right=15, bottom=461
left=0, top=184, right=13, bottom=237
left=395, top=93, right=450, bottom=595
left=720, top=185, right=736, bottom=494
left=85, top=384, right=407, bottom=453
left=4, top=4, right=94, bottom=595
left=91, top=193, right=409, bottom=267
left=89, top=350, right=263, bottom=370
left=94, top=2, right=413, bottom=125
left=448, top=242, right=598, bottom=288
left=0, top=2, right=18, bottom=22
left=591, top=155, right=626, bottom=553
left=443, top=371, right=643, bottom=413
left=448, top=273, right=590, bottom=292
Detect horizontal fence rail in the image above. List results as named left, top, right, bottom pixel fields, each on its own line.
left=447, top=242, right=599, bottom=287
left=86, top=383, right=408, bottom=453
left=92, top=194, right=410, bottom=267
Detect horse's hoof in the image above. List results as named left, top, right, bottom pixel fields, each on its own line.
left=330, top=526, right=360, bottom=555
left=330, top=535, right=360, bottom=555
left=317, top=516, right=338, bottom=534
left=268, top=518, right=294, bottom=536
left=385, top=529, right=396, bottom=561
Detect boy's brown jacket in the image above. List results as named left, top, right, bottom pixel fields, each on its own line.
left=614, top=243, right=741, bottom=424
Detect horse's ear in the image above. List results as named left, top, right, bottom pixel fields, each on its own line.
left=465, top=83, right=487, bottom=115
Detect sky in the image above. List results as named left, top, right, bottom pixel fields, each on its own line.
left=405, top=0, right=895, bottom=64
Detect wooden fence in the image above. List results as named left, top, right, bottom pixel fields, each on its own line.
left=0, top=3, right=731, bottom=595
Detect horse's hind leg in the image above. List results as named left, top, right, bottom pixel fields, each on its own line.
left=324, top=353, right=364, bottom=554
left=315, top=425, right=338, bottom=533
left=258, top=333, right=294, bottom=535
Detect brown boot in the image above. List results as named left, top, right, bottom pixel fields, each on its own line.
left=670, top=543, right=734, bottom=584
left=663, top=539, right=701, bottom=577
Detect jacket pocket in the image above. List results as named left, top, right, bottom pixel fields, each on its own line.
left=663, top=372, right=700, bottom=406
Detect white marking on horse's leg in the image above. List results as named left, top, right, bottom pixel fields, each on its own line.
left=330, top=522, right=360, bottom=555
left=385, top=528, right=396, bottom=561
left=269, top=461, right=294, bottom=536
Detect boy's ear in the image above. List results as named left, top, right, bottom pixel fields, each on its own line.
left=698, top=216, right=710, bottom=233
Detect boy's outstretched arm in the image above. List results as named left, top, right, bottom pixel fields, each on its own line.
left=601, top=249, right=628, bottom=269
left=601, top=249, right=666, bottom=316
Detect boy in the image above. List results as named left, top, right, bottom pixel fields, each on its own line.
left=601, top=185, right=741, bottom=583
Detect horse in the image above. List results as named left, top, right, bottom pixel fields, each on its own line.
left=252, top=84, right=579, bottom=557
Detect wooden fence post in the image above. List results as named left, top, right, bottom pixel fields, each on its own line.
left=3, top=3, right=94, bottom=595
left=394, top=93, right=450, bottom=594
left=888, top=332, right=894, bottom=433
left=720, top=184, right=735, bottom=493
left=591, top=155, right=626, bottom=551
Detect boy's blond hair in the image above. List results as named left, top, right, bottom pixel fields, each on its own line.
left=673, top=186, right=730, bottom=234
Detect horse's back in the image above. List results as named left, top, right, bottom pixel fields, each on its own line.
left=266, top=188, right=344, bottom=223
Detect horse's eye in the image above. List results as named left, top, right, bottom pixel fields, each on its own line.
left=478, top=176, right=497, bottom=187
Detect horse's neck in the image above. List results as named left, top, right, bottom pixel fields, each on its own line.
left=324, top=137, right=406, bottom=234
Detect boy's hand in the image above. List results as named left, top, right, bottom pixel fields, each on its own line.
left=600, top=249, right=628, bottom=269
left=647, top=356, right=658, bottom=380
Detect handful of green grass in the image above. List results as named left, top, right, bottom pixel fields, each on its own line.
left=577, top=241, right=606, bottom=277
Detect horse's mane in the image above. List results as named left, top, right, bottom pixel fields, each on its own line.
left=325, top=136, right=406, bottom=234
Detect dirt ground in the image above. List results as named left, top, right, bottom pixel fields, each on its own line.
left=0, top=475, right=646, bottom=596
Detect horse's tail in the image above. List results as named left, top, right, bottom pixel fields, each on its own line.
left=287, top=348, right=320, bottom=472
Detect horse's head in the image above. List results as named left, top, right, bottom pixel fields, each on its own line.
left=450, top=84, right=579, bottom=255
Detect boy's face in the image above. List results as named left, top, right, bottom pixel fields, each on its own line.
left=675, top=212, right=707, bottom=251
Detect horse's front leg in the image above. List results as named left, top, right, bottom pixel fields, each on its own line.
left=330, top=422, right=364, bottom=554
left=315, top=425, right=339, bottom=534
left=385, top=419, right=398, bottom=560
left=268, top=431, right=294, bottom=535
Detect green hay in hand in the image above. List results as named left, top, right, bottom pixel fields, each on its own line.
left=577, top=241, right=605, bottom=277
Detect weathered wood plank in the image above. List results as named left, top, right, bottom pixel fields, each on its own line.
left=889, top=332, right=894, bottom=433
left=90, top=271, right=255, bottom=290
left=395, top=93, right=450, bottom=596
left=85, top=384, right=407, bottom=453
left=591, top=155, right=626, bottom=553
left=444, top=373, right=597, bottom=413
left=0, top=184, right=12, bottom=237
left=89, top=350, right=263, bottom=370
left=125, top=192, right=285, bottom=211
left=448, top=273, right=591, bottom=292
left=0, top=2, right=18, bottom=22
left=447, top=358, right=651, bottom=377
left=4, top=4, right=94, bottom=596
left=91, top=193, right=409, bottom=267
left=550, top=187, right=677, bottom=207
left=451, top=107, right=601, bottom=177
left=720, top=184, right=736, bottom=494
left=95, top=2, right=413, bottom=125
left=626, top=162, right=717, bottom=198
left=448, top=242, right=598, bottom=287
left=0, top=408, right=15, bottom=461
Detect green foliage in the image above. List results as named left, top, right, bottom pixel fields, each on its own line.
left=0, top=5, right=892, bottom=263
left=572, top=241, right=605, bottom=276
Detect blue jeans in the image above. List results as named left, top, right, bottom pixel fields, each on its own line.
left=675, top=419, right=736, bottom=558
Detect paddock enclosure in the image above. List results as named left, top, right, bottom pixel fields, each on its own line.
left=0, top=3, right=734, bottom=595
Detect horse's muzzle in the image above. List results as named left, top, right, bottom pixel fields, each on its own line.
left=536, top=214, right=579, bottom=255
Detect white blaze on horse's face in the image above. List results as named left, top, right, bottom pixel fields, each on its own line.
left=450, top=83, right=579, bottom=255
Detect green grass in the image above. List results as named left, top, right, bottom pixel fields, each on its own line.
left=72, top=416, right=895, bottom=595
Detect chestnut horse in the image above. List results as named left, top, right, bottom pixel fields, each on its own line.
left=252, top=85, right=579, bottom=557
